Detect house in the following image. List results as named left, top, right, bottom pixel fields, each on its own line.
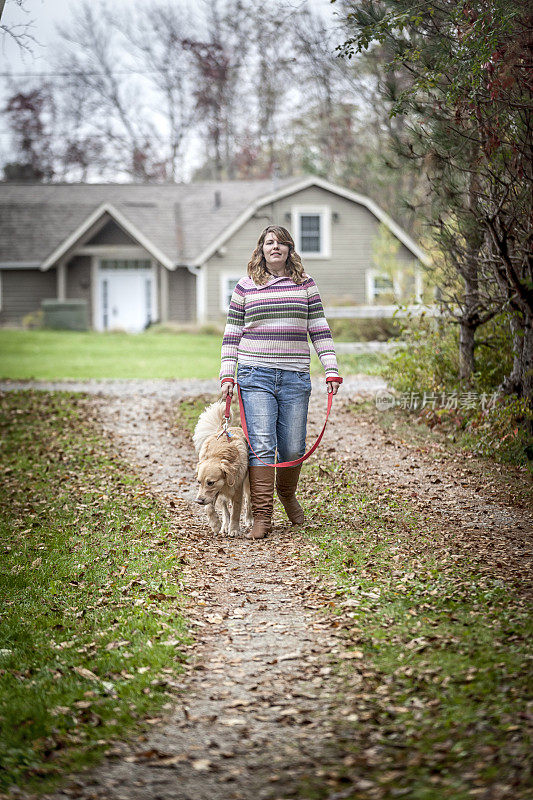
left=0, top=176, right=429, bottom=331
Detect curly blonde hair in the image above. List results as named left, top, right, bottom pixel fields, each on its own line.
left=247, top=225, right=306, bottom=285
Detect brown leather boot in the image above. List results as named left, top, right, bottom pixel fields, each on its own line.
left=248, top=465, right=275, bottom=539
left=276, top=465, right=304, bottom=525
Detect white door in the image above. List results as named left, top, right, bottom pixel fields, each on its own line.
left=99, top=259, right=155, bottom=333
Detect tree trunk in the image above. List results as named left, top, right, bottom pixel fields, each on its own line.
left=459, top=165, right=482, bottom=385
left=459, top=249, right=480, bottom=384
left=459, top=316, right=476, bottom=383
left=501, top=310, right=533, bottom=403
left=521, top=316, right=533, bottom=404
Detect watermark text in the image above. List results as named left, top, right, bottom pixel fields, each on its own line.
left=375, top=389, right=500, bottom=412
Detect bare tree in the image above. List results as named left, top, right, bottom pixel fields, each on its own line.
left=3, top=84, right=56, bottom=180
left=118, top=1, right=195, bottom=182
left=50, top=0, right=199, bottom=180
left=185, top=0, right=252, bottom=180
left=247, top=2, right=297, bottom=174
left=0, top=0, right=37, bottom=54
left=54, top=1, right=157, bottom=179
left=292, top=8, right=347, bottom=173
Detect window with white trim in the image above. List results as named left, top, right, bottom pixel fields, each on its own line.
left=300, top=214, right=321, bottom=252
left=292, top=206, right=331, bottom=258
left=366, top=269, right=397, bottom=303
left=220, top=274, right=241, bottom=313
left=100, top=258, right=151, bottom=270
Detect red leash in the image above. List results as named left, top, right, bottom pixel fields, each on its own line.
left=230, top=384, right=335, bottom=468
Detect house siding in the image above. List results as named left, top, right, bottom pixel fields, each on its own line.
left=0, top=268, right=57, bottom=326
left=168, top=268, right=196, bottom=323
left=66, top=256, right=92, bottom=320
left=203, top=185, right=419, bottom=319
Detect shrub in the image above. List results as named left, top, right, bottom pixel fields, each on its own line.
left=143, top=321, right=223, bottom=336
left=383, top=313, right=532, bottom=465
left=471, top=314, right=514, bottom=392
left=199, top=322, right=224, bottom=336
left=21, top=309, right=44, bottom=330
left=461, top=395, right=533, bottom=465
left=384, top=315, right=459, bottom=394
left=328, top=317, right=400, bottom=342
left=385, top=312, right=515, bottom=395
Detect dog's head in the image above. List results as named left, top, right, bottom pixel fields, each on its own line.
left=195, top=458, right=235, bottom=505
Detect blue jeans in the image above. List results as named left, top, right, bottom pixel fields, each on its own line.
left=237, top=365, right=311, bottom=465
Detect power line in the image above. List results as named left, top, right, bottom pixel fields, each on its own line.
left=0, top=68, right=166, bottom=78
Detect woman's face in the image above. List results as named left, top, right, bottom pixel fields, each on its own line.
left=262, top=232, right=290, bottom=273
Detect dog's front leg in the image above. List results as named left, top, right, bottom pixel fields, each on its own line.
left=219, top=498, right=230, bottom=534
left=243, top=473, right=253, bottom=528
left=206, top=504, right=221, bottom=535
left=228, top=485, right=244, bottom=537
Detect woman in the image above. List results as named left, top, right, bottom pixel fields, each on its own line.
left=220, top=225, right=342, bottom=539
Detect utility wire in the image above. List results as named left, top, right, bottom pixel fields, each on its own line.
left=0, top=69, right=165, bottom=77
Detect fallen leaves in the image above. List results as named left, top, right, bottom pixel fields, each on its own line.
left=73, top=666, right=99, bottom=682
left=2, top=385, right=530, bottom=799
left=339, top=650, right=364, bottom=659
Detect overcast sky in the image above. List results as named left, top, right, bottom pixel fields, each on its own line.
left=1, top=0, right=336, bottom=72
left=0, top=0, right=338, bottom=177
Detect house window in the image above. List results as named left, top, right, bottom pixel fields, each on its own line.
left=300, top=215, right=321, bottom=252
left=292, top=206, right=331, bottom=258
left=220, top=274, right=241, bottom=313
left=366, top=269, right=397, bottom=303
left=100, top=259, right=151, bottom=270
left=374, top=275, right=394, bottom=296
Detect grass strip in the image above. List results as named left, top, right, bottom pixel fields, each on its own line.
left=0, top=330, right=221, bottom=380
left=0, top=330, right=386, bottom=381
left=0, top=390, right=191, bottom=793
left=297, top=461, right=532, bottom=799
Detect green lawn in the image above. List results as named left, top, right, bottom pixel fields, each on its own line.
left=0, top=329, right=386, bottom=380
left=0, top=330, right=221, bottom=380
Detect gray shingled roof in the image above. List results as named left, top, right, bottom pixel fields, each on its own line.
left=0, top=179, right=297, bottom=266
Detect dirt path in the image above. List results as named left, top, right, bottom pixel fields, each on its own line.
left=7, top=378, right=530, bottom=799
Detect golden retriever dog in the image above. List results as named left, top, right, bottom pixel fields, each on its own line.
left=193, top=400, right=252, bottom=537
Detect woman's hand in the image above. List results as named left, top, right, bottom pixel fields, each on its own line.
left=327, top=379, right=342, bottom=396
left=220, top=382, right=234, bottom=400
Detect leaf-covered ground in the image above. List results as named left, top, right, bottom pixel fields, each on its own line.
left=0, top=391, right=191, bottom=793
left=1, top=382, right=531, bottom=800
left=298, top=460, right=532, bottom=798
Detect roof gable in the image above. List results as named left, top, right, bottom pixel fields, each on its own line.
left=86, top=218, right=137, bottom=246
left=40, top=202, right=175, bottom=270
left=194, top=176, right=429, bottom=266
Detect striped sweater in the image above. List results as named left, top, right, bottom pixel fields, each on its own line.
left=219, top=274, right=340, bottom=382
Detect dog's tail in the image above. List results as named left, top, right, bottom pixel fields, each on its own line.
left=192, top=400, right=232, bottom=454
